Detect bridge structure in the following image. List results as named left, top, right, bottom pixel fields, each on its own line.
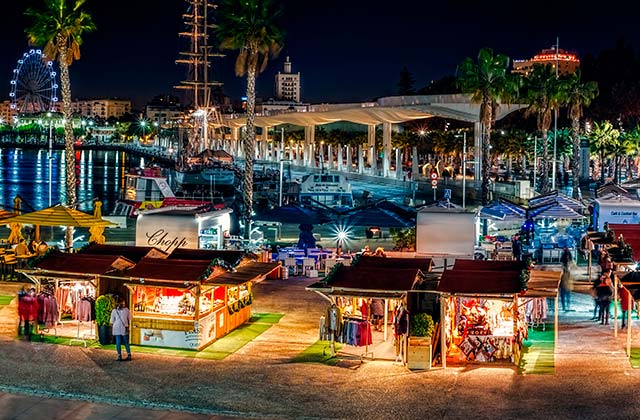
left=219, top=94, right=526, bottom=182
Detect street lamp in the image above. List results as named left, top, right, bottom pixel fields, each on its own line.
left=337, top=230, right=347, bottom=257
left=46, top=112, right=53, bottom=206
left=551, top=36, right=560, bottom=191
left=456, top=131, right=474, bottom=209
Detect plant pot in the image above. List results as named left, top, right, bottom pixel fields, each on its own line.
left=98, top=325, right=112, bottom=345
left=407, top=336, right=432, bottom=370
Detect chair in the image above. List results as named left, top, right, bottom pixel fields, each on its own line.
left=1, top=255, right=18, bottom=280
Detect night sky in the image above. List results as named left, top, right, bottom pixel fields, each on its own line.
left=2, top=0, right=640, bottom=109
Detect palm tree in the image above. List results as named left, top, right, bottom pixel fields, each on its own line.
left=25, top=0, right=95, bottom=249
left=524, top=64, right=562, bottom=194
left=456, top=48, right=520, bottom=204
left=216, top=0, right=284, bottom=240
left=560, top=70, right=598, bottom=198
left=589, top=121, right=619, bottom=184
left=612, top=129, right=640, bottom=183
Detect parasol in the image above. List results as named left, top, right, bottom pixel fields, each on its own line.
left=2, top=205, right=116, bottom=250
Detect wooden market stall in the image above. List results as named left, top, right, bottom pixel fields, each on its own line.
left=20, top=251, right=135, bottom=341
left=306, top=256, right=433, bottom=363
left=435, top=259, right=560, bottom=368
left=22, top=246, right=280, bottom=351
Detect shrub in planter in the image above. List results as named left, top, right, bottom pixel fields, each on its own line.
left=410, top=313, right=434, bottom=338
left=95, top=294, right=117, bottom=345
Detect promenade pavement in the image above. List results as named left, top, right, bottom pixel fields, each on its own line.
left=0, top=262, right=640, bottom=419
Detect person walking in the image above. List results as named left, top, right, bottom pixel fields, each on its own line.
left=560, top=267, right=574, bottom=311
left=512, top=235, right=522, bottom=261
left=560, top=247, right=573, bottom=269
left=110, top=299, right=132, bottom=361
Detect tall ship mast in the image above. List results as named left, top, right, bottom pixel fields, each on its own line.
left=175, top=0, right=225, bottom=171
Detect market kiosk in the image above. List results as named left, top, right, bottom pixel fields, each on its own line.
left=22, top=246, right=280, bottom=351
left=306, top=256, right=433, bottom=362
left=20, top=251, right=136, bottom=341
left=124, top=257, right=258, bottom=350
left=436, top=259, right=560, bottom=367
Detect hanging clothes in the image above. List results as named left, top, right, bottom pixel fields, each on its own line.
left=339, top=318, right=372, bottom=347
left=525, top=298, right=548, bottom=324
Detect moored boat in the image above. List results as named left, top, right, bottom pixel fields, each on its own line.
left=113, top=167, right=224, bottom=217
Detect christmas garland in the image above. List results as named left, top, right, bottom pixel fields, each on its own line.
left=200, top=257, right=234, bottom=280
left=323, top=262, right=344, bottom=285
left=227, top=292, right=254, bottom=315
left=519, top=257, right=535, bottom=292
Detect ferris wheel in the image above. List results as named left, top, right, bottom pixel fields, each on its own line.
left=9, top=49, right=58, bottom=114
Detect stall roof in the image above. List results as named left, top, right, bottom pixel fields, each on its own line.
left=32, top=252, right=135, bottom=275
left=453, top=259, right=526, bottom=271
left=79, top=244, right=248, bottom=267
left=309, top=266, right=421, bottom=294
left=125, top=258, right=218, bottom=282
left=356, top=256, right=433, bottom=271
left=167, top=248, right=247, bottom=267
left=209, top=261, right=280, bottom=286
left=437, top=269, right=521, bottom=295
left=525, top=270, right=561, bottom=298
left=78, top=244, right=164, bottom=263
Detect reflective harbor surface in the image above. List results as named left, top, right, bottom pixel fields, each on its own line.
left=0, top=148, right=157, bottom=214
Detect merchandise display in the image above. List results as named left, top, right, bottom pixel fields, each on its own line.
left=446, top=297, right=527, bottom=363
left=132, top=286, right=225, bottom=318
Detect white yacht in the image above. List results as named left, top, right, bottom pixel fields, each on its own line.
left=297, top=173, right=354, bottom=210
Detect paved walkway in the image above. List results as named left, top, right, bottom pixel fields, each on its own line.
left=0, top=264, right=640, bottom=419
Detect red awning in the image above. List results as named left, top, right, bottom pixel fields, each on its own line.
left=125, top=258, right=213, bottom=281
left=34, top=252, right=134, bottom=275
left=453, top=259, right=526, bottom=271
left=326, top=266, right=421, bottom=292
left=357, top=256, right=433, bottom=271
left=437, top=269, right=521, bottom=295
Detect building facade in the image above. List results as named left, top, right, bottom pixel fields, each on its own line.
left=275, top=56, right=301, bottom=103
left=71, top=99, right=132, bottom=119
left=512, top=47, right=580, bottom=76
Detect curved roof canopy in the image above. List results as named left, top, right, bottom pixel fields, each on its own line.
left=224, top=94, right=527, bottom=128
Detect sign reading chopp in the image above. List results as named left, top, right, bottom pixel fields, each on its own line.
left=136, top=213, right=199, bottom=253
left=145, top=230, right=189, bottom=252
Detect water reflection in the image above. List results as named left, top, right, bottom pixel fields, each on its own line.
left=0, top=148, right=149, bottom=214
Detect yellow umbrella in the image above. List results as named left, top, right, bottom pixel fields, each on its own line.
left=7, top=222, right=23, bottom=244
left=2, top=205, right=116, bottom=250
left=89, top=224, right=106, bottom=244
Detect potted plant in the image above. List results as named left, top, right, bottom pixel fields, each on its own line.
left=95, top=294, right=117, bottom=345
left=408, top=313, right=434, bottom=370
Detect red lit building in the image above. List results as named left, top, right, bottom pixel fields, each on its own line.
left=512, top=47, right=580, bottom=76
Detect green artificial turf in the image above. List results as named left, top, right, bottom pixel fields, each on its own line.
left=519, top=324, right=555, bottom=375
left=39, top=313, right=284, bottom=360
left=0, top=295, right=14, bottom=306
left=290, top=340, right=343, bottom=365
left=250, top=312, right=285, bottom=324
left=629, top=348, right=640, bottom=368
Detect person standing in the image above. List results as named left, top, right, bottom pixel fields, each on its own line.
left=21, top=288, right=39, bottom=341
left=512, top=235, right=522, bottom=261
left=620, top=285, right=633, bottom=329
left=370, top=298, right=385, bottom=331
left=110, top=299, right=132, bottom=361
left=596, top=274, right=613, bottom=325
